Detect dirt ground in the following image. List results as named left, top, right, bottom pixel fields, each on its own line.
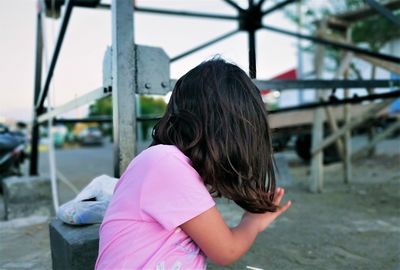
left=209, top=151, right=400, bottom=270
left=0, top=138, right=399, bottom=270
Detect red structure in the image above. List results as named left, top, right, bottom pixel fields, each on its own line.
left=260, top=68, right=297, bottom=96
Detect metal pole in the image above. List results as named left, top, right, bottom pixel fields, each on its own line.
left=262, top=24, right=400, bottom=64
left=134, top=7, right=237, bottom=20
left=253, top=79, right=400, bottom=90
left=30, top=3, right=43, bottom=176
left=262, top=0, right=298, bottom=15
left=224, top=0, right=245, bottom=11
left=257, top=0, right=266, bottom=8
left=111, top=0, right=137, bottom=178
left=267, top=90, right=400, bottom=113
left=36, top=0, right=74, bottom=111
left=248, top=29, right=256, bottom=78
left=296, top=0, right=304, bottom=104
left=171, top=29, right=239, bottom=63
left=364, top=0, right=400, bottom=28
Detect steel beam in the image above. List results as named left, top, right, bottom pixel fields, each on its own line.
left=111, top=0, right=137, bottom=178
left=268, top=90, right=400, bottom=114
left=37, top=87, right=111, bottom=124
left=248, top=30, right=257, bottom=78
left=53, top=87, right=399, bottom=130
left=262, top=24, right=400, bottom=64
left=257, top=0, right=267, bottom=8
left=223, top=0, right=245, bottom=11
left=54, top=115, right=163, bottom=124
left=54, top=117, right=112, bottom=124
left=262, top=0, right=298, bottom=16
left=335, top=0, right=400, bottom=22
left=135, top=7, right=237, bottom=20
left=30, top=7, right=44, bottom=176
left=254, top=79, right=400, bottom=90
left=171, top=29, right=239, bottom=62
left=54, top=117, right=110, bottom=124
left=364, top=0, right=400, bottom=28
left=98, top=2, right=241, bottom=20
left=36, top=0, right=74, bottom=111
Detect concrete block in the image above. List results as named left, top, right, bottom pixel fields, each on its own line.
left=49, top=218, right=100, bottom=270
left=2, top=175, right=53, bottom=220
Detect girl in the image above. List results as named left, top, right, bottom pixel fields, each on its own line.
left=95, top=59, right=291, bottom=269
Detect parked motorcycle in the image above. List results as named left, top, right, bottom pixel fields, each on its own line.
left=0, top=124, right=27, bottom=190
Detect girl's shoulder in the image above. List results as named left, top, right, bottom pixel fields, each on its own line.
left=126, top=144, right=191, bottom=172
left=143, top=144, right=190, bottom=163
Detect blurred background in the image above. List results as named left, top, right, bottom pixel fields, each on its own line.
left=0, top=0, right=399, bottom=269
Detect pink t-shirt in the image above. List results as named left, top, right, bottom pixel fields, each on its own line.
left=95, top=144, right=215, bottom=269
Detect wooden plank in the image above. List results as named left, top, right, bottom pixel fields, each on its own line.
left=310, top=21, right=326, bottom=193
left=269, top=103, right=386, bottom=129
left=343, top=28, right=352, bottom=184
left=323, top=53, right=353, bottom=159
left=320, top=32, right=400, bottom=74
left=356, top=54, right=400, bottom=75
left=325, top=106, right=344, bottom=158
left=352, top=120, right=400, bottom=160
left=311, top=99, right=393, bottom=155
left=343, top=89, right=351, bottom=184
left=367, top=65, right=377, bottom=156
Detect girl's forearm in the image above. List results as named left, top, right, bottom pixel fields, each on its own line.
left=214, top=216, right=259, bottom=265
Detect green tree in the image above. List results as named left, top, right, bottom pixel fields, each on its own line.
left=88, top=96, right=113, bottom=117
left=139, top=96, right=167, bottom=140
left=87, top=95, right=167, bottom=140
left=88, top=96, right=113, bottom=137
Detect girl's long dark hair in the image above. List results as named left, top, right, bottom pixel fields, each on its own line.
left=150, top=59, right=277, bottom=213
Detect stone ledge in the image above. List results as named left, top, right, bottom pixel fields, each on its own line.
left=2, top=175, right=53, bottom=220
left=49, top=218, right=100, bottom=270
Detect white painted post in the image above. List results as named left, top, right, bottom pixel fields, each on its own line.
left=310, top=21, right=326, bottom=193
left=111, top=0, right=137, bottom=177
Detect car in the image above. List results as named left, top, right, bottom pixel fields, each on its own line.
left=77, top=127, right=103, bottom=146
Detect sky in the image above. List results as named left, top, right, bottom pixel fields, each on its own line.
left=0, top=0, right=306, bottom=122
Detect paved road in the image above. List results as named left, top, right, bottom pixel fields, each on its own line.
left=21, top=140, right=151, bottom=204
left=12, top=135, right=400, bottom=206
left=0, top=136, right=398, bottom=270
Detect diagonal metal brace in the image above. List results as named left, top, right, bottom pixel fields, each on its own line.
left=364, top=0, right=400, bottom=28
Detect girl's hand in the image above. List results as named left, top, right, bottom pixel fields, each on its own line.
left=241, top=187, right=291, bottom=233
left=180, top=187, right=291, bottom=265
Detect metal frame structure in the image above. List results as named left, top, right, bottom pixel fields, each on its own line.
left=30, top=0, right=400, bottom=179
left=365, top=0, right=400, bottom=28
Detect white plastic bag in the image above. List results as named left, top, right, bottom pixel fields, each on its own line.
left=57, top=175, right=118, bottom=225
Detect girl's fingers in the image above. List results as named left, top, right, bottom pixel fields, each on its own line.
left=273, top=187, right=284, bottom=205
left=277, top=200, right=291, bottom=214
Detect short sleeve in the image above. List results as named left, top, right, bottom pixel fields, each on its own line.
left=140, top=153, right=215, bottom=231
